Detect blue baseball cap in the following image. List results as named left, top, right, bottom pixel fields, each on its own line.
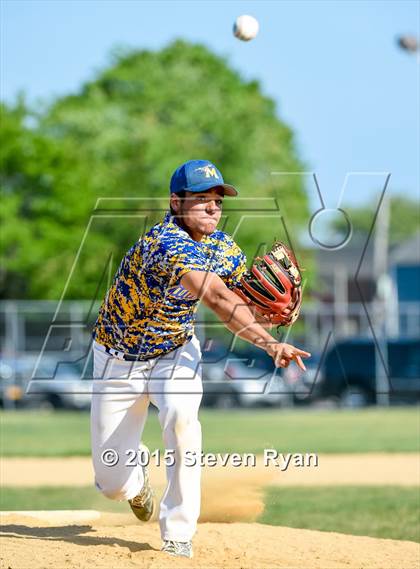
left=170, top=159, right=238, bottom=196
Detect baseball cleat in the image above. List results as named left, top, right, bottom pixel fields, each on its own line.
left=161, top=540, right=193, bottom=558
left=128, top=445, right=155, bottom=522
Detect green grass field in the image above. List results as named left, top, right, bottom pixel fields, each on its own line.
left=1, top=485, right=418, bottom=542
left=260, top=486, right=420, bottom=542
left=1, top=407, right=419, bottom=457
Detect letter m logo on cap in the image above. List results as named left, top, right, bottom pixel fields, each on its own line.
left=196, top=165, right=219, bottom=179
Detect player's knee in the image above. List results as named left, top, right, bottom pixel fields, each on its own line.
left=94, top=477, right=132, bottom=501
left=98, top=483, right=131, bottom=501
left=100, top=486, right=126, bottom=501
left=162, top=408, right=201, bottom=439
left=173, top=415, right=191, bottom=438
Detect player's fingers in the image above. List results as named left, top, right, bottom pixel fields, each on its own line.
left=274, top=356, right=289, bottom=368
left=294, top=348, right=311, bottom=358
left=294, top=355, right=306, bottom=371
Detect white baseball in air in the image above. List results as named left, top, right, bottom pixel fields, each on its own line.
left=233, top=15, right=259, bottom=42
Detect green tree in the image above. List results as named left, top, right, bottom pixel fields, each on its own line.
left=0, top=101, right=125, bottom=298
left=1, top=40, right=308, bottom=299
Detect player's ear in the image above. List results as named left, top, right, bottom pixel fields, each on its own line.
left=170, top=193, right=182, bottom=214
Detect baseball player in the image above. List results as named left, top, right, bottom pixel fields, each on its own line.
left=90, top=159, right=310, bottom=559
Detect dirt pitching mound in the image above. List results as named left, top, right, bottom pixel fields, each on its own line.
left=1, top=512, right=418, bottom=569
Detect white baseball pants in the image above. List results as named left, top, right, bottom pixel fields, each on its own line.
left=90, top=336, right=203, bottom=542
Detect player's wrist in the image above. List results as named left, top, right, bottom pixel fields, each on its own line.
left=254, top=335, right=277, bottom=355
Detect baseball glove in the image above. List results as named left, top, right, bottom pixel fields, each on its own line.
left=234, top=241, right=303, bottom=326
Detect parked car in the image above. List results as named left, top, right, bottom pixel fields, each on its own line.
left=0, top=356, right=92, bottom=410
left=201, top=342, right=292, bottom=408
left=314, top=338, right=420, bottom=406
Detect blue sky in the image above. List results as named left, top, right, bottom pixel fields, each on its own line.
left=1, top=0, right=419, bottom=207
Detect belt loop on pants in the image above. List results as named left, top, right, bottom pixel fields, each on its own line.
left=93, top=341, right=156, bottom=363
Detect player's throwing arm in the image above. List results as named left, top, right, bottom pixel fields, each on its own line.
left=180, top=268, right=311, bottom=370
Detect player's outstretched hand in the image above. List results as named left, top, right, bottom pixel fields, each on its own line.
left=266, top=342, right=311, bottom=370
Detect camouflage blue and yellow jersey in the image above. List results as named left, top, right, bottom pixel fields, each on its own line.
left=93, top=211, right=247, bottom=359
